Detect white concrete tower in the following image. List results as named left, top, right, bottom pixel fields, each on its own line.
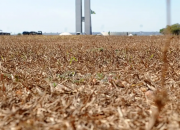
left=75, top=0, right=92, bottom=35
left=166, top=0, right=171, bottom=26
left=84, top=0, right=92, bottom=35
left=75, top=0, right=82, bottom=33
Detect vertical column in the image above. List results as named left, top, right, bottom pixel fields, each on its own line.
left=166, top=0, right=171, bottom=26
left=76, top=0, right=82, bottom=33
left=84, top=0, right=92, bottom=35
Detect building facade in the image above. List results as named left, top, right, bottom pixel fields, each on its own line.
left=75, top=0, right=92, bottom=35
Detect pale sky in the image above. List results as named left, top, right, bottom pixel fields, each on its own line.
left=0, top=0, right=179, bottom=33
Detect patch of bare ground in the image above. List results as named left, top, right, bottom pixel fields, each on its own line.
left=0, top=35, right=180, bottom=130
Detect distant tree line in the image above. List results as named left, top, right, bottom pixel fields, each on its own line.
left=160, top=23, right=180, bottom=35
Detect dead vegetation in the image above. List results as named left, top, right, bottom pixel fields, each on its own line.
left=0, top=35, right=180, bottom=130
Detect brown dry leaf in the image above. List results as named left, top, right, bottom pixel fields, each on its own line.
left=115, top=80, right=125, bottom=88
left=141, top=87, right=148, bottom=92
left=0, top=36, right=179, bottom=130
left=16, top=90, right=22, bottom=96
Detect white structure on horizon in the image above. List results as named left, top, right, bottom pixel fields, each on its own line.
left=76, top=0, right=92, bottom=35
left=101, top=32, right=128, bottom=36
left=59, top=32, right=72, bottom=35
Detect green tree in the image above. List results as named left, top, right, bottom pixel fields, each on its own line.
left=160, top=23, right=180, bottom=35
left=160, top=28, right=165, bottom=34
left=171, top=23, right=180, bottom=35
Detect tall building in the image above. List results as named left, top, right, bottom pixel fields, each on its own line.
left=75, top=0, right=82, bottom=33
left=75, top=0, right=92, bottom=35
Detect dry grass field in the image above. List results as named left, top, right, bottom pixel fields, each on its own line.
left=0, top=35, right=180, bottom=130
